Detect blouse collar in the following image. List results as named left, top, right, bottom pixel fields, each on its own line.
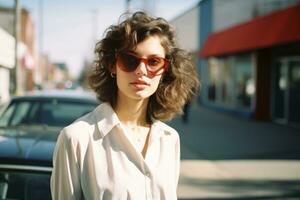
left=93, top=102, right=166, bottom=140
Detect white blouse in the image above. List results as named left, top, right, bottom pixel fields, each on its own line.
left=50, top=103, right=180, bottom=200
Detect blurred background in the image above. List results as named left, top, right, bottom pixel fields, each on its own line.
left=0, top=0, right=300, bottom=199
left=0, top=0, right=200, bottom=96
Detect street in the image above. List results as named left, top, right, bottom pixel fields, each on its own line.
left=168, top=103, right=300, bottom=199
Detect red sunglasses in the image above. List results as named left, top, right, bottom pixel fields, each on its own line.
left=116, top=52, right=169, bottom=76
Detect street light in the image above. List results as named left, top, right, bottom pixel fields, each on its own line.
left=39, top=0, right=44, bottom=57
left=12, top=0, right=21, bottom=95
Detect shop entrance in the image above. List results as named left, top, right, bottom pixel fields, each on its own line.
left=273, top=57, right=300, bottom=127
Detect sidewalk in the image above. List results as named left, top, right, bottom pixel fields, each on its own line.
left=169, top=103, right=300, bottom=160
left=169, top=103, right=300, bottom=199
left=178, top=160, right=300, bottom=199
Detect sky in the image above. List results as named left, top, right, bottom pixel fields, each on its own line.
left=1, top=0, right=200, bottom=78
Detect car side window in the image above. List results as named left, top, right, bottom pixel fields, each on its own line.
left=0, top=103, right=16, bottom=127
left=26, top=102, right=40, bottom=125
left=10, top=102, right=31, bottom=126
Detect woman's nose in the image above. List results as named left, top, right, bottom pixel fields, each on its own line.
left=135, top=60, right=147, bottom=76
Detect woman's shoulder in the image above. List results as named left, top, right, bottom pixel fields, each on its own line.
left=153, top=120, right=180, bottom=141
left=60, top=102, right=115, bottom=141
left=59, top=107, right=98, bottom=143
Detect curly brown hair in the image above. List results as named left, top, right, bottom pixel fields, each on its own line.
left=89, top=11, right=199, bottom=122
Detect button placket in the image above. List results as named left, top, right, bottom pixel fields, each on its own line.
left=144, top=174, right=152, bottom=200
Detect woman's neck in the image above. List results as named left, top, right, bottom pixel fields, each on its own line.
left=114, top=96, right=150, bottom=127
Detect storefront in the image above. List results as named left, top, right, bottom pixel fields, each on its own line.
left=199, top=4, right=300, bottom=126
left=273, top=54, right=300, bottom=127
left=206, top=54, right=255, bottom=116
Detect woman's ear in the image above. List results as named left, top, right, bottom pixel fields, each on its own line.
left=110, top=66, right=116, bottom=74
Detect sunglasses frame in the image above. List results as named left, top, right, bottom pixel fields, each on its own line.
left=116, top=52, right=169, bottom=76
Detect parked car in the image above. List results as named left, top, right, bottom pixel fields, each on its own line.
left=0, top=90, right=99, bottom=199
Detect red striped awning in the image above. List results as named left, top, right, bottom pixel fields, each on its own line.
left=199, top=4, right=300, bottom=58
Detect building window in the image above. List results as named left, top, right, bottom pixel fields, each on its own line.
left=206, top=54, right=255, bottom=110
left=235, top=55, right=255, bottom=109
left=207, top=58, right=218, bottom=101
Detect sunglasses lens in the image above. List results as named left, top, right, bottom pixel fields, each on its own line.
left=118, top=53, right=140, bottom=72
left=147, top=57, right=165, bottom=71
left=117, top=52, right=167, bottom=76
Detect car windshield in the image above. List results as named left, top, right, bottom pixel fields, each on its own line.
left=0, top=98, right=97, bottom=128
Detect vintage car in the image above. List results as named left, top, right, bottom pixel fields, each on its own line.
left=0, top=90, right=99, bottom=199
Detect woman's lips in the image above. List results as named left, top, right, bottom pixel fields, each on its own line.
left=130, top=80, right=150, bottom=90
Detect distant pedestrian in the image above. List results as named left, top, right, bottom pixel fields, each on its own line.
left=182, top=101, right=191, bottom=123
left=51, top=11, right=199, bottom=200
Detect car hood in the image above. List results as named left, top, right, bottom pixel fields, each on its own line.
left=0, top=126, right=61, bottom=166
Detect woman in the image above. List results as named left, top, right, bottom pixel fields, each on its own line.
left=51, top=11, right=199, bottom=200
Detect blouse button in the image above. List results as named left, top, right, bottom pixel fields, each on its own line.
left=145, top=172, right=151, bottom=177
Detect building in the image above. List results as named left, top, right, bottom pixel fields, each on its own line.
left=169, top=4, right=200, bottom=82
left=170, top=5, right=199, bottom=55
left=0, top=7, right=37, bottom=95
left=198, top=0, right=300, bottom=128
left=170, top=0, right=300, bottom=128
left=53, top=63, right=69, bottom=84
left=0, top=27, right=14, bottom=103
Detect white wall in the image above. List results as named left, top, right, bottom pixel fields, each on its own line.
left=213, top=0, right=255, bottom=32
left=0, top=27, right=15, bottom=69
left=213, top=0, right=300, bottom=32
left=0, top=67, right=10, bottom=103
left=170, top=5, right=199, bottom=52
left=0, top=27, right=13, bottom=102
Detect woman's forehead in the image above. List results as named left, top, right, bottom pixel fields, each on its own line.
left=129, top=36, right=166, bottom=56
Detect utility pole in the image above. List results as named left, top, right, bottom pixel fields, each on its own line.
left=126, top=0, right=131, bottom=12
left=39, top=0, right=44, bottom=57
left=37, top=0, right=45, bottom=85
left=13, top=0, right=21, bottom=95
